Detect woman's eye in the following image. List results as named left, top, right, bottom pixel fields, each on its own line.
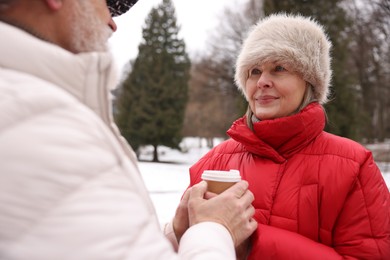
left=275, top=65, right=286, bottom=72
left=250, top=68, right=261, bottom=75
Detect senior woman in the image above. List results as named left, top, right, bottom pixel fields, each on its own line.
left=176, top=14, right=390, bottom=259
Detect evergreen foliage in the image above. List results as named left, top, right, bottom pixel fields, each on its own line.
left=114, top=0, right=190, bottom=161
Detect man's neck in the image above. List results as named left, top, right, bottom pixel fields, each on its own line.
left=0, top=16, right=52, bottom=44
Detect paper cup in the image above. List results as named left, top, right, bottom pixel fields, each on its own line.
left=201, top=169, right=241, bottom=194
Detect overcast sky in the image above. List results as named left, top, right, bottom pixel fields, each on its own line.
left=109, top=0, right=239, bottom=72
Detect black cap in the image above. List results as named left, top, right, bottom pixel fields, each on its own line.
left=107, top=0, right=139, bottom=17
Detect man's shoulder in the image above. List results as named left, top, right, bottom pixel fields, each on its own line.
left=0, top=68, right=87, bottom=130
left=0, top=68, right=77, bottom=104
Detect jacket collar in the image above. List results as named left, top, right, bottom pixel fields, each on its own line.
left=0, top=22, right=118, bottom=125
left=227, top=103, right=325, bottom=163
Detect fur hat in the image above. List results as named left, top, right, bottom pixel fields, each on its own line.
left=107, top=0, right=139, bottom=17
left=235, top=13, right=332, bottom=104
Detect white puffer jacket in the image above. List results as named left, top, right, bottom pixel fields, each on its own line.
left=0, top=22, right=235, bottom=260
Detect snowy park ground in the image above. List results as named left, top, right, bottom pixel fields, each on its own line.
left=138, top=138, right=390, bottom=225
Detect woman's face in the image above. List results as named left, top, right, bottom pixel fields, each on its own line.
left=245, top=61, right=307, bottom=120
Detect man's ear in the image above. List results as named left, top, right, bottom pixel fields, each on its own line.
left=45, top=0, right=62, bottom=11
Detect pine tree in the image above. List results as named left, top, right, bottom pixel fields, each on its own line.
left=114, top=0, right=190, bottom=162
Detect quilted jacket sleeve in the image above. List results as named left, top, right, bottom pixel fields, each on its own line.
left=0, top=76, right=236, bottom=260
left=250, top=154, right=390, bottom=260
left=332, top=153, right=390, bottom=259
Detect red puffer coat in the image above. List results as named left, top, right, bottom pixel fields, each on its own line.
left=189, top=103, right=390, bottom=259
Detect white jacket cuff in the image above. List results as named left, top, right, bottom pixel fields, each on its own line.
left=163, top=221, right=179, bottom=252
left=179, top=222, right=235, bottom=259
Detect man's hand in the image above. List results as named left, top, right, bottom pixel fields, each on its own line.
left=187, top=180, right=257, bottom=246
left=172, top=187, right=190, bottom=242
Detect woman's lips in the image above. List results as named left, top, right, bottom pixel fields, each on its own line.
left=256, top=95, right=278, bottom=104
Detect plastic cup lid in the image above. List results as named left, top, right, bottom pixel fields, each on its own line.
left=201, top=169, right=241, bottom=182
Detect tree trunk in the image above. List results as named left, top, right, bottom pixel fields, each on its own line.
left=207, top=137, right=214, bottom=148
left=153, top=144, right=159, bottom=162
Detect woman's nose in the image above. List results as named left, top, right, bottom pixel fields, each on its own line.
left=256, top=72, right=272, bottom=89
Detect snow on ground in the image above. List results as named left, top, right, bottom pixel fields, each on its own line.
left=138, top=138, right=217, bottom=224
left=138, top=138, right=390, bottom=225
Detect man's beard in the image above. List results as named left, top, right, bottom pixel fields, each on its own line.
left=69, top=1, right=112, bottom=53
